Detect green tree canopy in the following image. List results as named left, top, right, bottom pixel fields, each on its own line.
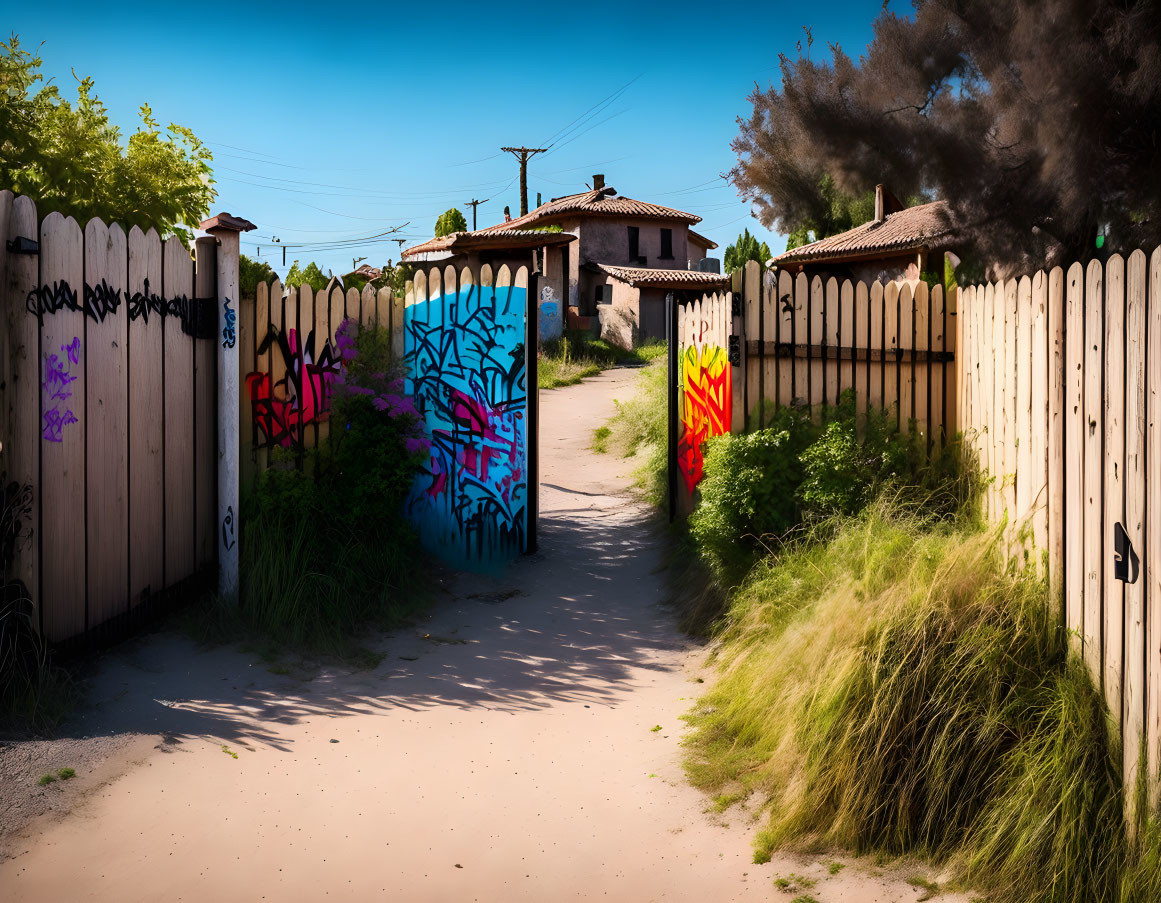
left=0, top=35, right=215, bottom=234
left=434, top=207, right=467, bottom=237
left=285, top=260, right=329, bottom=293
left=723, top=229, right=773, bottom=274
left=239, top=254, right=276, bottom=299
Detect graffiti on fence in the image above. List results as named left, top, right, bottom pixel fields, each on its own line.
left=538, top=285, right=562, bottom=342
left=245, top=325, right=341, bottom=449
left=405, top=280, right=527, bottom=572
left=222, top=506, right=236, bottom=551
left=678, top=344, right=731, bottom=494
left=28, top=278, right=205, bottom=338
left=222, top=299, right=236, bottom=349
left=42, top=337, right=81, bottom=443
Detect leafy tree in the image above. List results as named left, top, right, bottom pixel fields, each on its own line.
left=285, top=260, right=329, bottom=293
left=434, top=207, right=467, bottom=237
left=783, top=176, right=876, bottom=251
left=723, top=228, right=773, bottom=274
left=0, top=35, right=214, bottom=235
left=730, top=1, right=1161, bottom=275
left=240, top=254, right=276, bottom=299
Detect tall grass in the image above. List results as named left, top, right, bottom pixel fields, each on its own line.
left=590, top=358, right=668, bottom=504
left=684, top=499, right=1161, bottom=902
left=539, top=330, right=665, bottom=389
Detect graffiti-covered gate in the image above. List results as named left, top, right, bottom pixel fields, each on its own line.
left=666, top=289, right=737, bottom=519
left=403, top=264, right=538, bottom=572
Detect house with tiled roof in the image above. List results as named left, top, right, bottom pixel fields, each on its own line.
left=402, top=175, right=723, bottom=348
left=770, top=186, right=954, bottom=285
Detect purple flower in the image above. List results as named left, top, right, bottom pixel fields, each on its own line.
left=347, top=385, right=375, bottom=396
left=405, top=438, right=429, bottom=455
left=371, top=397, right=390, bottom=412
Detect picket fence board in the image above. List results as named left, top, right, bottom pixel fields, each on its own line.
left=1123, top=248, right=1147, bottom=814
left=774, top=269, right=791, bottom=412
left=1047, top=266, right=1066, bottom=619
left=162, top=236, right=195, bottom=589
left=854, top=281, right=869, bottom=422
left=1149, top=247, right=1161, bottom=810
left=1029, top=272, right=1049, bottom=564
left=1104, top=254, right=1126, bottom=724
left=39, top=212, right=86, bottom=642
left=1064, top=263, right=1086, bottom=651
left=85, top=219, right=130, bottom=629
left=193, top=239, right=216, bottom=570
left=1, top=192, right=40, bottom=626
left=899, top=281, right=914, bottom=428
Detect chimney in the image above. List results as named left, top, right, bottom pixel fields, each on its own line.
left=593, top=174, right=605, bottom=191
left=874, top=184, right=885, bottom=222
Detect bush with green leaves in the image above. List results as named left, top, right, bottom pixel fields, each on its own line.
left=236, top=319, right=430, bottom=655
left=689, top=407, right=818, bottom=581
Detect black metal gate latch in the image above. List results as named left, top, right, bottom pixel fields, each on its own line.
left=1114, top=521, right=1140, bottom=584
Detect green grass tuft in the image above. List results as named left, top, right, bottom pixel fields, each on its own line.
left=682, top=496, right=1161, bottom=903
left=538, top=330, right=665, bottom=389
left=55, top=767, right=75, bottom=780
left=591, top=358, right=668, bottom=504
left=37, top=773, right=55, bottom=786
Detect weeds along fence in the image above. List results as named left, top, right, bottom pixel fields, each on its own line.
left=0, top=191, right=220, bottom=646
left=733, top=259, right=957, bottom=444
left=238, top=280, right=403, bottom=485
left=958, top=247, right=1161, bottom=813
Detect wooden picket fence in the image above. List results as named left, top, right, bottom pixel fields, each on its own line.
left=734, top=259, right=957, bottom=446
left=958, top=247, right=1161, bottom=811
left=238, top=281, right=404, bottom=485
left=0, top=191, right=218, bottom=645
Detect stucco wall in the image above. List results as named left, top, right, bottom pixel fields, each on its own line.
left=598, top=277, right=639, bottom=350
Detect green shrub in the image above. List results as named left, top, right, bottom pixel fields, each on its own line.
left=688, top=407, right=818, bottom=581
left=231, top=319, right=430, bottom=657
left=797, top=398, right=916, bottom=516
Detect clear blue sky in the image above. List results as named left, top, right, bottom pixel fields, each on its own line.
left=10, top=0, right=886, bottom=278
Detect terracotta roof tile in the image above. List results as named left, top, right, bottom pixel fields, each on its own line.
left=770, top=200, right=951, bottom=265
left=402, top=228, right=575, bottom=259
left=594, top=264, right=729, bottom=290
left=478, top=187, right=702, bottom=232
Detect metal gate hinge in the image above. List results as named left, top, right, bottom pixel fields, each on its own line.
left=1114, top=522, right=1140, bottom=584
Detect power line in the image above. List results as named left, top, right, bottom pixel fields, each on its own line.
left=500, top=147, right=548, bottom=216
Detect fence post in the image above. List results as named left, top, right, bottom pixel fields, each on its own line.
left=525, top=270, right=539, bottom=555
left=666, top=293, right=679, bottom=522
left=200, top=213, right=255, bottom=602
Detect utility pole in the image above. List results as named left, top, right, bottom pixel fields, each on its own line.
left=500, top=146, right=548, bottom=216
left=465, top=198, right=489, bottom=231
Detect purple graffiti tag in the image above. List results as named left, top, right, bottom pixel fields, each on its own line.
left=43, top=338, right=80, bottom=442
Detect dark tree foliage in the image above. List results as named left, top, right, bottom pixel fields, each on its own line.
left=731, top=1, right=1161, bottom=276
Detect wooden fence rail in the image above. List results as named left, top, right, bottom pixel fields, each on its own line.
left=735, top=260, right=956, bottom=446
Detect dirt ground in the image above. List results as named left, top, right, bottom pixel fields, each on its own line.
left=0, top=367, right=971, bottom=902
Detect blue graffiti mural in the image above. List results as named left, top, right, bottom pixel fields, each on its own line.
left=404, top=278, right=527, bottom=572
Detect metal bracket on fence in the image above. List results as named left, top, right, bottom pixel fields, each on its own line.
left=728, top=334, right=741, bottom=367
left=5, top=236, right=38, bottom=254
left=1114, top=522, right=1140, bottom=584
left=191, top=296, right=218, bottom=340
left=731, top=293, right=741, bottom=317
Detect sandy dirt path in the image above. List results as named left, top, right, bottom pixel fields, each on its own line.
left=0, top=368, right=968, bottom=902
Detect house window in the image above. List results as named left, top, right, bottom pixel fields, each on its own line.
left=660, top=228, right=673, bottom=259
left=595, top=285, right=606, bottom=305
left=627, top=226, right=640, bottom=261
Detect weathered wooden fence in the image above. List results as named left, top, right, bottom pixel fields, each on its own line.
left=958, top=247, right=1161, bottom=811
left=238, top=280, right=403, bottom=485
left=0, top=191, right=218, bottom=645
left=735, top=259, right=957, bottom=444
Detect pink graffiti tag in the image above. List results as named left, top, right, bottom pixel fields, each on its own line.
left=43, top=337, right=81, bottom=442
